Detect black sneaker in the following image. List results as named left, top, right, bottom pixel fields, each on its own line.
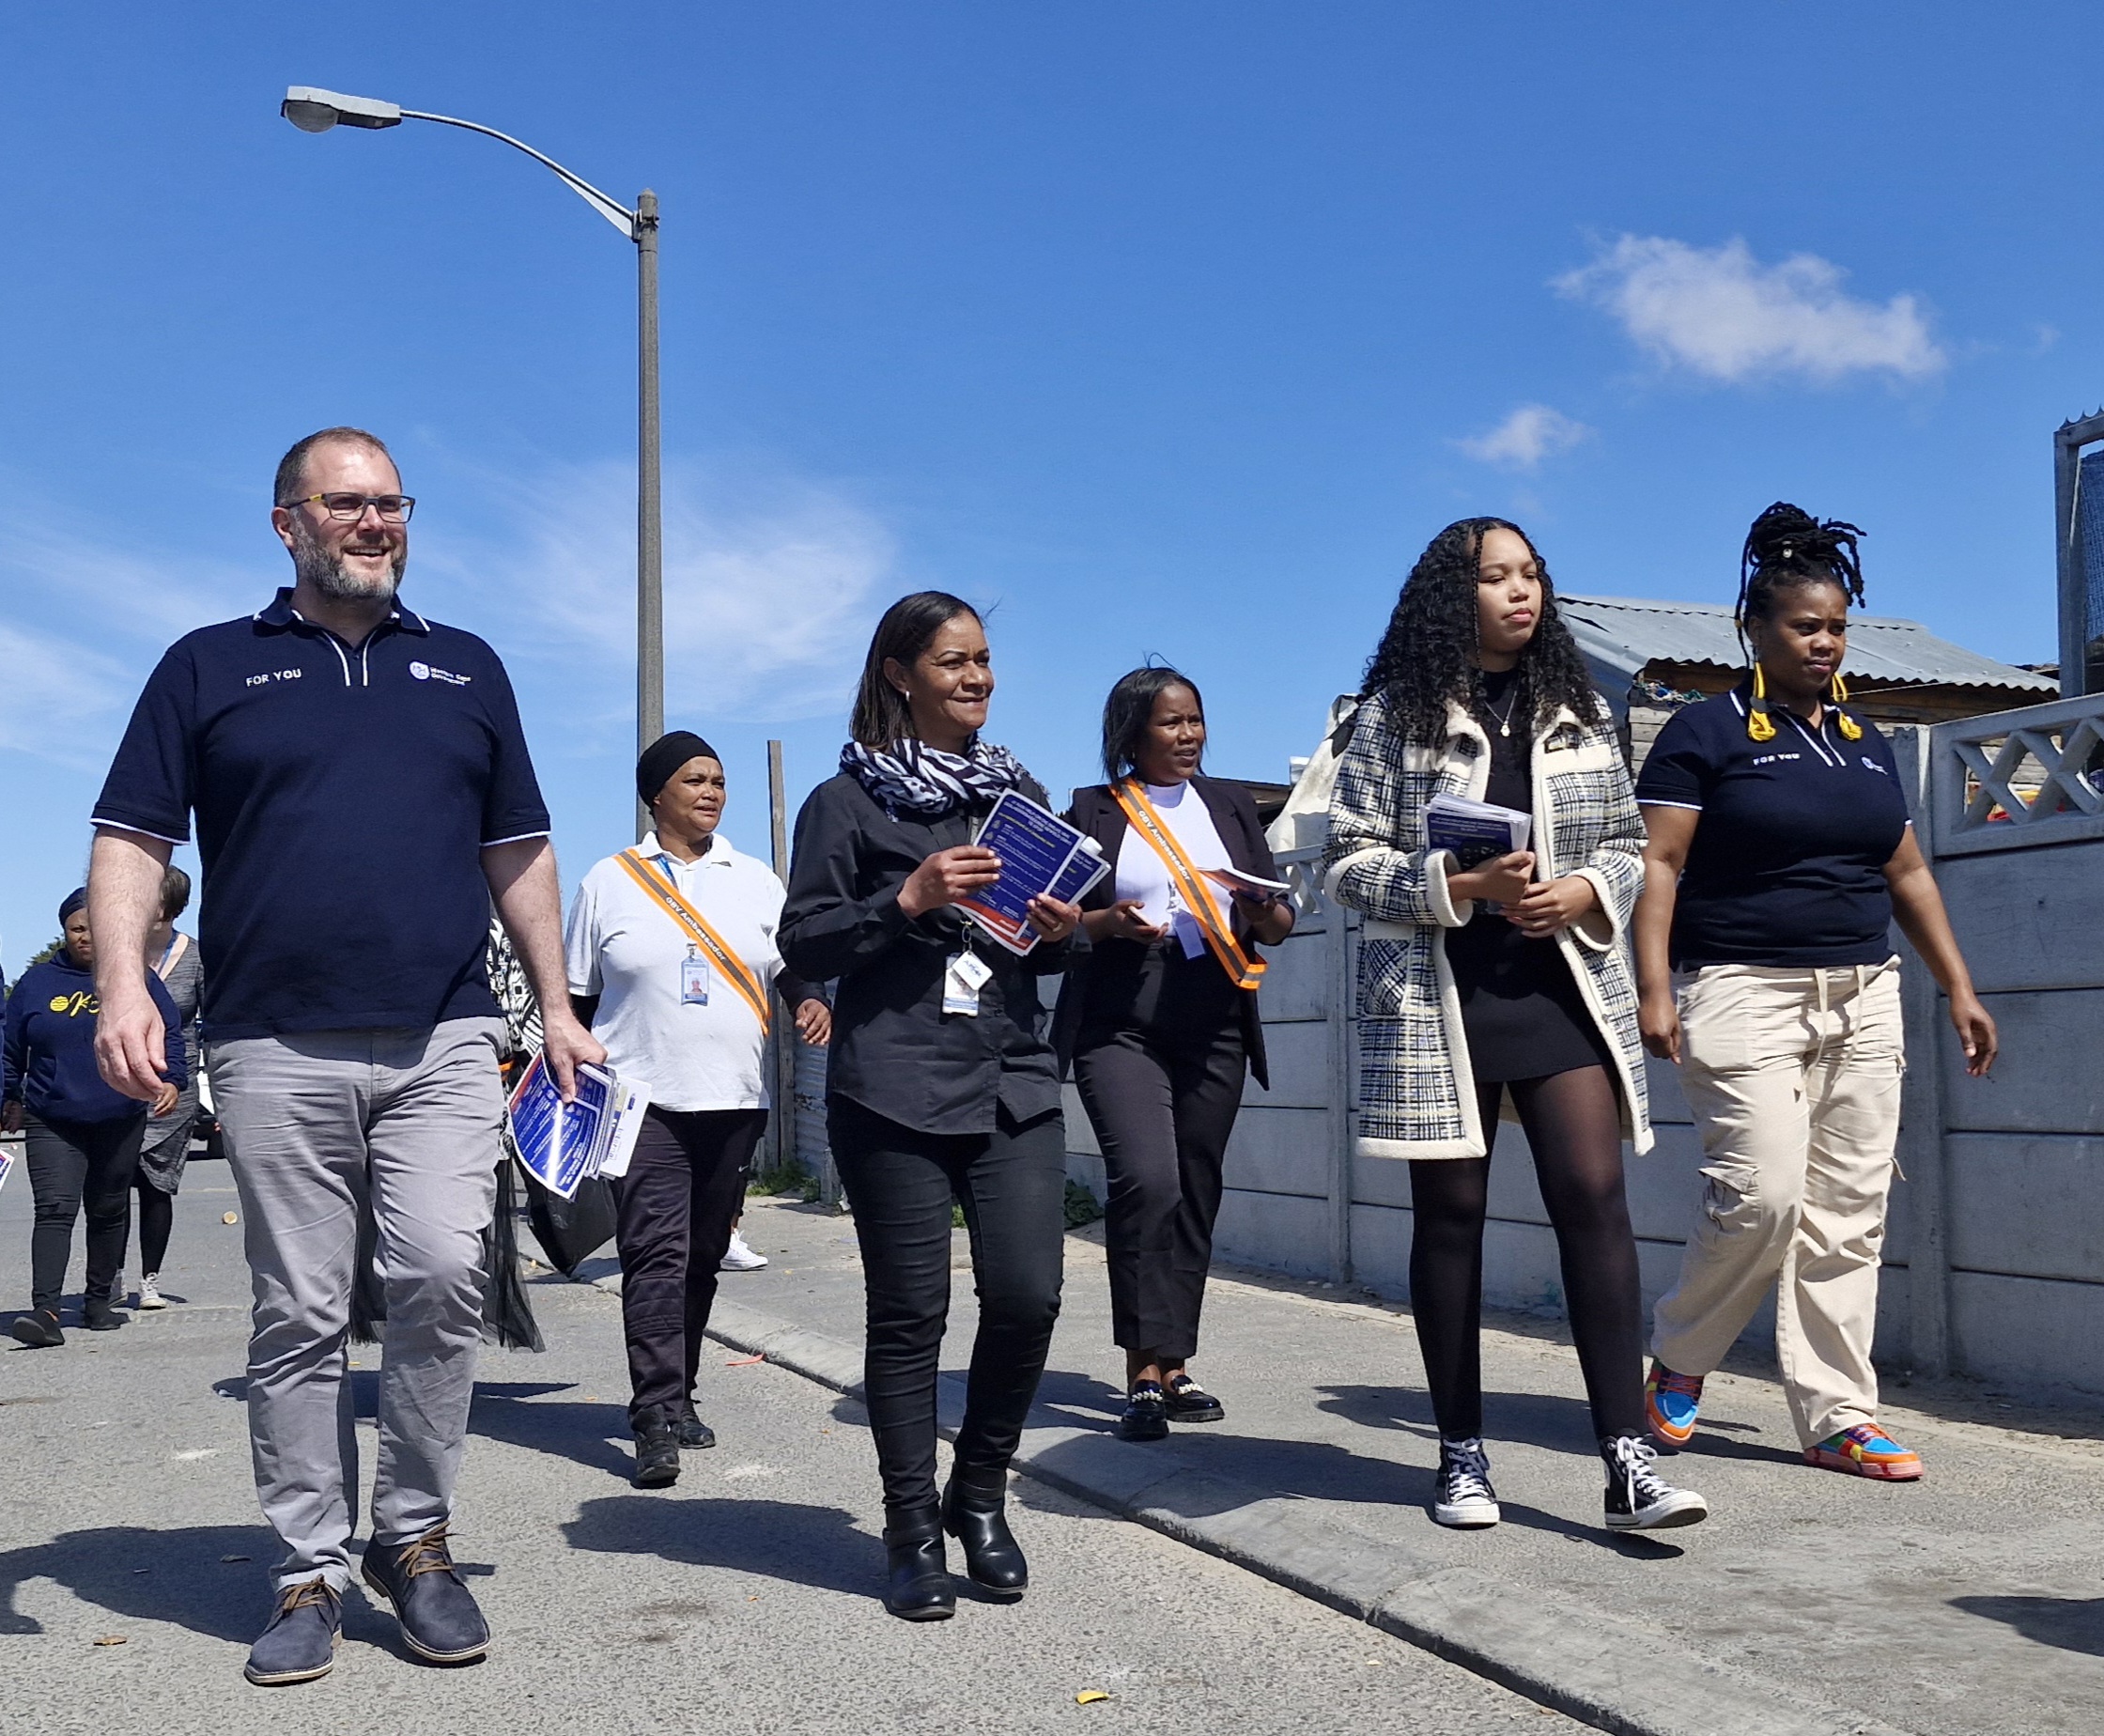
left=1118, top=1382, right=1169, bottom=1442
left=243, top=1576, right=341, bottom=1686
left=631, top=1404, right=682, bottom=1486
left=1602, top=1434, right=1710, bottom=1530
left=1431, top=1436, right=1501, bottom=1528
left=1163, top=1375, right=1225, bottom=1423
left=8, top=1309, right=64, bottom=1348
left=674, top=1400, right=717, bottom=1450
left=84, top=1299, right=127, bottom=1332
left=361, top=1525, right=490, bottom=1665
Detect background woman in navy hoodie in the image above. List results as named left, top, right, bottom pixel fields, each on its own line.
left=3, top=887, right=183, bottom=1345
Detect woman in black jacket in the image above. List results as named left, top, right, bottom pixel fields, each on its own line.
left=780, top=591, right=1081, bottom=1622
left=1056, top=668, right=1292, bottom=1440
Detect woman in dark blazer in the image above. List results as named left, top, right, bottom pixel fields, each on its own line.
left=780, top=591, right=1081, bottom=1622
left=1056, top=667, right=1293, bottom=1441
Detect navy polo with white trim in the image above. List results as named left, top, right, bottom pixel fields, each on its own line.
left=92, top=588, right=550, bottom=1040
left=1635, top=684, right=1910, bottom=969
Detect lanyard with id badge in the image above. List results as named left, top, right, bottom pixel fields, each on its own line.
left=943, top=945, right=993, bottom=1016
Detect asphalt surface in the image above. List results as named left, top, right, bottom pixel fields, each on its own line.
left=0, top=1154, right=1572, bottom=1736
left=697, top=1194, right=2104, bottom=1736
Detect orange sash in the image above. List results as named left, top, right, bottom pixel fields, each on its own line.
left=1110, top=781, right=1266, bottom=991
left=613, top=849, right=772, bottom=1033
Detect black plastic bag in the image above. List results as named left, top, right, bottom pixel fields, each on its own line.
left=347, top=1147, right=546, bottom=1351
left=521, top=1165, right=619, bottom=1277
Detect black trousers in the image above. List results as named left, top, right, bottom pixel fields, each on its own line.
left=828, top=1095, right=1066, bottom=1512
left=611, top=1106, right=767, bottom=1422
left=23, top=1112, right=144, bottom=1314
left=1073, top=1004, right=1245, bottom=1363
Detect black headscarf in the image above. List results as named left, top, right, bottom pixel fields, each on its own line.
left=636, top=731, right=723, bottom=806
left=58, top=886, right=88, bottom=924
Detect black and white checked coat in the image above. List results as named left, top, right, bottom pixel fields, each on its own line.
left=1321, top=690, right=1652, bottom=1160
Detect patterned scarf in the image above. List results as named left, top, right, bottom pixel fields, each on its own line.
left=840, top=736, right=1029, bottom=819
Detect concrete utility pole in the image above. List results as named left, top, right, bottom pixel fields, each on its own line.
left=2055, top=409, right=2104, bottom=698
left=281, top=86, right=664, bottom=832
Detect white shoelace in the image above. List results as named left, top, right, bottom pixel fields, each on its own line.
left=1440, top=1437, right=1495, bottom=1502
left=1605, top=1434, right=1671, bottom=1504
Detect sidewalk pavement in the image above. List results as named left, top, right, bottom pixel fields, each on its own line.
left=574, top=1193, right=2104, bottom=1736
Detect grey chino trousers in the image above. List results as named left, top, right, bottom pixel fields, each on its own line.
left=209, top=1018, right=506, bottom=1591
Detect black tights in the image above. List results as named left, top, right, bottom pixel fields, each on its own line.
left=137, top=1184, right=173, bottom=1275
left=1408, top=1066, right=1644, bottom=1443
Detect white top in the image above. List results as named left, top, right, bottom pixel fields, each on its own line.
left=1112, top=781, right=1234, bottom=960
left=565, top=830, right=786, bottom=1112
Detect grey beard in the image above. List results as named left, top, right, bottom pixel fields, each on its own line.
left=289, top=517, right=406, bottom=601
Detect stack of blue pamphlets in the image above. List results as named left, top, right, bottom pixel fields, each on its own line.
left=506, top=1055, right=650, bottom=1200
left=958, top=790, right=1111, bottom=954
left=1423, top=793, right=1532, bottom=870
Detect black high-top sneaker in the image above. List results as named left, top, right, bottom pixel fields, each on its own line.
left=1431, top=1437, right=1501, bottom=1528
left=1602, top=1434, right=1710, bottom=1530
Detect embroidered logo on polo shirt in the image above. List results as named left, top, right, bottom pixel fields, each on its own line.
left=1750, top=752, right=1802, bottom=767
left=409, top=660, right=472, bottom=686
left=1862, top=757, right=1886, bottom=774
left=244, top=668, right=303, bottom=688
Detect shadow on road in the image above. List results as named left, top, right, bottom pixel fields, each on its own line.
left=471, top=1381, right=634, bottom=1480
left=1951, top=1594, right=2104, bottom=1656
left=0, top=1524, right=279, bottom=1641
left=564, top=1495, right=879, bottom=1597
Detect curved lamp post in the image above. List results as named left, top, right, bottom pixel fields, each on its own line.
left=281, top=86, right=663, bottom=805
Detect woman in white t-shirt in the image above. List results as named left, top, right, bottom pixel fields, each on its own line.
left=1055, top=668, right=1292, bottom=1442
left=565, top=731, right=830, bottom=1489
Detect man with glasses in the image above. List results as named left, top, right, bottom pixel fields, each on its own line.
left=87, top=426, right=603, bottom=1685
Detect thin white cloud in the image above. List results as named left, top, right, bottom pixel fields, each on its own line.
left=1555, top=235, right=1946, bottom=383
left=1456, top=404, right=1592, bottom=470
left=425, top=458, right=898, bottom=725
left=0, top=620, right=136, bottom=769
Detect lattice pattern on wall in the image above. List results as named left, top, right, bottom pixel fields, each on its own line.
left=1931, top=691, right=2104, bottom=857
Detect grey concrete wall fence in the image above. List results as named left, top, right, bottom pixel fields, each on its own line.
left=1060, top=692, right=2104, bottom=1396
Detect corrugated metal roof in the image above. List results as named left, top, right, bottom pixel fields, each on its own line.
left=1557, top=594, right=2055, bottom=696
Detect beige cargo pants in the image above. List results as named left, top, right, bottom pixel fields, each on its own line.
left=1650, top=958, right=1905, bottom=1449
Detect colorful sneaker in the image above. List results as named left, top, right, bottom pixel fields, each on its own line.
left=1431, top=1437, right=1500, bottom=1528
left=1602, top=1434, right=1710, bottom=1530
left=1805, top=1423, right=1923, bottom=1480
left=1645, top=1360, right=1704, bottom=1449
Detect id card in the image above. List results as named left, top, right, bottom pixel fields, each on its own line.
left=681, top=953, right=713, bottom=1006
left=943, top=950, right=993, bottom=1016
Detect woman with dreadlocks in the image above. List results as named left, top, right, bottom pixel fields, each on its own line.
left=1635, top=504, right=1995, bottom=1482
left=1324, top=519, right=1709, bottom=1533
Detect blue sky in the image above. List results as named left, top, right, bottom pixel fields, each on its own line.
left=5, top=3, right=2102, bottom=973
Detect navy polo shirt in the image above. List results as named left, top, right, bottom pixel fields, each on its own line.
left=1636, top=685, right=1910, bottom=969
left=92, top=589, right=550, bottom=1041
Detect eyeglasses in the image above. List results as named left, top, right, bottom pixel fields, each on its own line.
left=284, top=492, right=416, bottom=523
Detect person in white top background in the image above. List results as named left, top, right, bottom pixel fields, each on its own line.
left=1055, top=668, right=1292, bottom=1442
left=565, top=731, right=830, bottom=1488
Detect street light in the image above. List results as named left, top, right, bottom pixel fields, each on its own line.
left=281, top=85, right=664, bottom=824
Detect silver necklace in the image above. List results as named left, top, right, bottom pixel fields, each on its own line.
left=1481, top=687, right=1520, bottom=737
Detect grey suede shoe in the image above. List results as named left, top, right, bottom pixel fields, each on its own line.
left=361, top=1526, right=490, bottom=1665
left=243, top=1577, right=341, bottom=1686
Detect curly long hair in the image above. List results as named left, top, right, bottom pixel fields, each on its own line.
left=1359, top=518, right=1599, bottom=745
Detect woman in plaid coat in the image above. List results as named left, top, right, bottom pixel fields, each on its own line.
left=1323, top=518, right=1709, bottom=1536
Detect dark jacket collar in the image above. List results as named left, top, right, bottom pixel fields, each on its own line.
left=255, top=586, right=431, bottom=636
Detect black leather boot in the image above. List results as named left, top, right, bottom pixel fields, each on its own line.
left=631, top=1404, right=681, bottom=1488
left=942, top=1466, right=1028, bottom=1597
left=881, top=1503, right=955, bottom=1620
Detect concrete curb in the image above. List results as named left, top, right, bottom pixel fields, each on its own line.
left=575, top=1273, right=1914, bottom=1736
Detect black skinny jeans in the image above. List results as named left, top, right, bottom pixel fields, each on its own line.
left=1072, top=948, right=1246, bottom=1363
left=22, top=1112, right=144, bottom=1314
left=612, top=1106, right=767, bottom=1423
left=828, top=1095, right=1066, bottom=1513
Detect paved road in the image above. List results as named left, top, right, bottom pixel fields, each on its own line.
left=697, top=1194, right=2104, bottom=1736
left=0, top=1158, right=1572, bottom=1735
